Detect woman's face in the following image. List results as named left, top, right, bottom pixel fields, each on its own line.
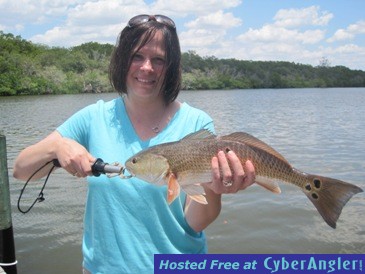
left=126, top=30, right=167, bottom=102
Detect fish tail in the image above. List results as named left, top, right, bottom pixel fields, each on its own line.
left=303, top=174, right=363, bottom=228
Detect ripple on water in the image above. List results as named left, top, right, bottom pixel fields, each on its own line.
left=2, top=89, right=365, bottom=273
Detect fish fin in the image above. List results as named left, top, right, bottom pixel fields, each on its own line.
left=182, top=129, right=216, bottom=140
left=304, top=174, right=363, bottom=229
left=255, top=176, right=282, bottom=194
left=178, top=173, right=209, bottom=204
left=154, top=170, right=169, bottom=186
left=183, top=183, right=206, bottom=196
left=167, top=173, right=180, bottom=204
left=178, top=171, right=212, bottom=188
left=189, top=194, right=208, bottom=205
left=221, top=132, right=289, bottom=164
left=181, top=183, right=208, bottom=204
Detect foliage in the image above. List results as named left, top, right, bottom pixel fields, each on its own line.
left=1, top=31, right=365, bottom=96
left=0, top=31, right=114, bottom=95
left=181, top=51, right=365, bottom=90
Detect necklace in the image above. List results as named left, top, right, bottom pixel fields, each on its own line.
left=151, top=105, right=168, bottom=133
left=123, top=96, right=170, bottom=135
left=152, top=126, right=160, bottom=133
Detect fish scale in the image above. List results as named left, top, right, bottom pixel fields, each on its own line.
left=164, top=137, right=298, bottom=186
left=125, top=129, right=363, bottom=228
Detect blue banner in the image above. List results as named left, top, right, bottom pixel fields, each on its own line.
left=155, top=254, right=364, bottom=273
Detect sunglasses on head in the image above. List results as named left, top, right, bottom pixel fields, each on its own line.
left=127, top=14, right=176, bottom=29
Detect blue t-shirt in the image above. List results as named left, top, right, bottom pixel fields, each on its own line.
left=57, top=97, right=214, bottom=273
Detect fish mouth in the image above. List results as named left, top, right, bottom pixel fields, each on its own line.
left=123, top=166, right=135, bottom=177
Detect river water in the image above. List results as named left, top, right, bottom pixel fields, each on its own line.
left=1, top=88, right=364, bottom=273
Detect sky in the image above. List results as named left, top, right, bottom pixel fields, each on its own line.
left=1, top=0, right=365, bottom=70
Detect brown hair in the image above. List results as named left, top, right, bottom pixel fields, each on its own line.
left=109, top=20, right=181, bottom=104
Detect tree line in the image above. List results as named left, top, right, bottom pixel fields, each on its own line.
left=1, top=31, right=364, bottom=96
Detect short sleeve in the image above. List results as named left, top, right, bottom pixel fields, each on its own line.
left=56, top=103, right=97, bottom=149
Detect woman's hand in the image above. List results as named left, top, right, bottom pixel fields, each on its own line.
left=55, top=137, right=95, bottom=178
left=13, top=131, right=95, bottom=180
left=207, top=150, right=255, bottom=194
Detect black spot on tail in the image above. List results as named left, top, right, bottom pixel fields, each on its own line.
left=313, top=178, right=321, bottom=189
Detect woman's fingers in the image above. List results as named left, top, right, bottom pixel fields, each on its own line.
left=208, top=150, right=256, bottom=194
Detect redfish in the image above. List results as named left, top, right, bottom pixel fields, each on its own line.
left=125, top=130, right=363, bottom=228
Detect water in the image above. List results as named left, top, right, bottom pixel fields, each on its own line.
left=1, top=88, right=364, bottom=273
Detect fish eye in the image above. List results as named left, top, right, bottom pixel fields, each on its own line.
left=132, top=158, right=137, bottom=164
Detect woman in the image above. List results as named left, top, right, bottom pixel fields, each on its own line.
left=13, top=14, right=255, bottom=273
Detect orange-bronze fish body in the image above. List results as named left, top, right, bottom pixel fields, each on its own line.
left=125, top=130, right=363, bottom=228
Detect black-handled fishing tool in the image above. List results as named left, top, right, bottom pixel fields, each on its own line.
left=52, top=158, right=129, bottom=177
left=18, top=158, right=132, bottom=213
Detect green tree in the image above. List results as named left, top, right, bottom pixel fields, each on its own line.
left=1, top=31, right=365, bottom=96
